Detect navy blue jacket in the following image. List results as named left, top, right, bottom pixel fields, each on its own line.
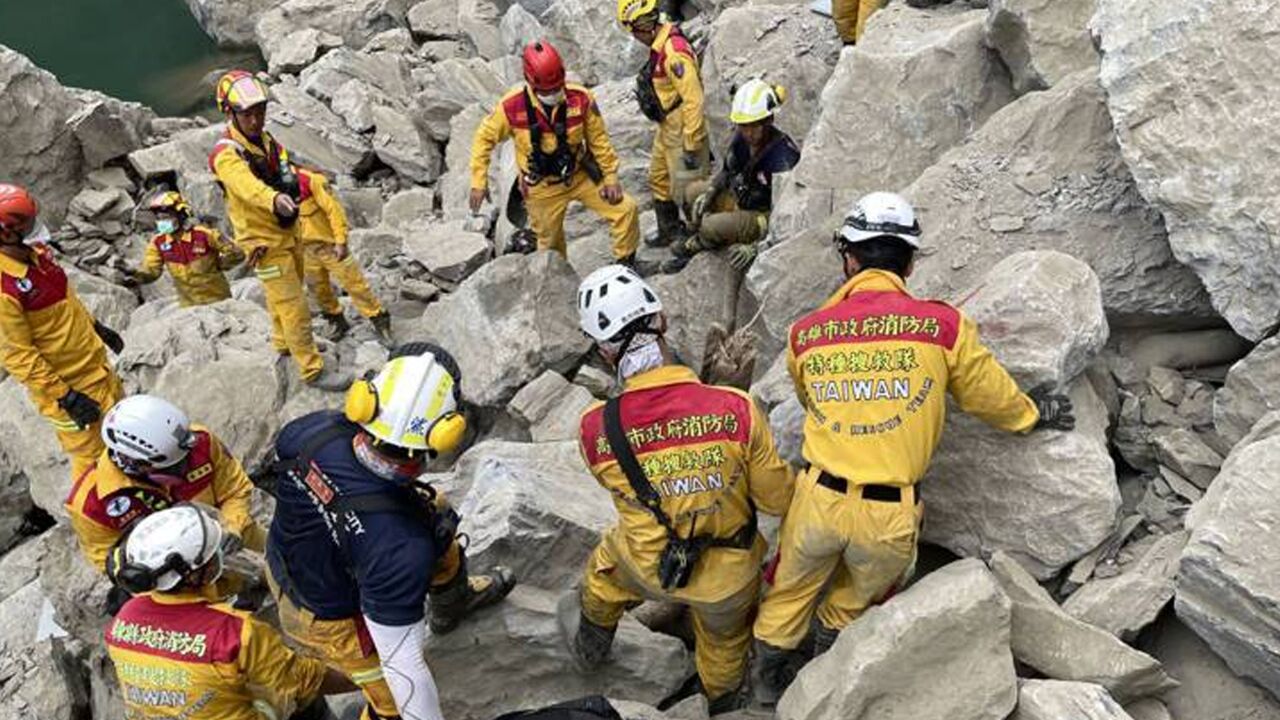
left=721, top=127, right=801, bottom=212
left=266, top=411, right=438, bottom=626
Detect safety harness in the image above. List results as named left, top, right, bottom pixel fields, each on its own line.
left=524, top=91, right=577, bottom=185
left=209, top=130, right=303, bottom=227
left=633, top=28, right=689, bottom=123
left=603, top=396, right=755, bottom=591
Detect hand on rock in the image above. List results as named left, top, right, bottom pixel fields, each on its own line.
left=1029, top=384, right=1075, bottom=431
left=469, top=187, right=489, bottom=213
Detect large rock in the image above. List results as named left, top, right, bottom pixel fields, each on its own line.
left=1092, top=0, right=1280, bottom=341
left=988, top=552, right=1177, bottom=703
left=413, top=252, right=591, bottom=408
left=508, top=371, right=595, bottom=443
left=593, top=80, right=659, bottom=210
left=65, top=265, right=139, bottom=332
left=67, top=97, right=153, bottom=169
left=267, top=79, right=374, bottom=176
left=184, top=0, right=289, bottom=47
left=413, top=58, right=506, bottom=141
left=427, top=585, right=689, bottom=720
left=1215, top=336, right=1280, bottom=447
left=254, top=0, right=413, bottom=69
left=1063, top=531, right=1188, bottom=641
left=700, top=5, right=841, bottom=148
left=1178, top=410, right=1280, bottom=698
left=778, top=559, right=1016, bottom=720
left=371, top=103, right=444, bottom=183
left=0, top=46, right=87, bottom=223
left=906, top=71, right=1213, bottom=327
left=770, top=5, right=1014, bottom=241
left=455, top=440, right=614, bottom=590
left=985, top=0, right=1099, bottom=94
left=299, top=47, right=412, bottom=106
left=539, top=0, right=645, bottom=86
left=649, top=253, right=741, bottom=371
left=0, top=639, right=90, bottom=720
left=0, top=379, right=65, bottom=517
left=438, top=103, right=518, bottom=223
left=1147, top=613, right=1280, bottom=720
left=403, top=220, right=492, bottom=283
left=1011, top=680, right=1133, bottom=720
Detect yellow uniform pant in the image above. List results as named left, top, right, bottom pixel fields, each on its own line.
left=45, top=371, right=124, bottom=482
left=833, top=0, right=886, bottom=43
left=302, top=243, right=385, bottom=318
left=650, top=111, right=710, bottom=206
left=683, top=180, right=768, bottom=249
left=581, top=529, right=759, bottom=699
left=269, top=542, right=462, bottom=720
left=253, top=244, right=323, bottom=381
left=753, top=466, right=923, bottom=649
left=526, top=170, right=640, bottom=261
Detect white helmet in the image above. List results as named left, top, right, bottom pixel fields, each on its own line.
left=344, top=347, right=466, bottom=455
left=730, top=78, right=787, bottom=125
left=577, top=264, right=663, bottom=343
left=124, top=504, right=225, bottom=592
left=102, top=395, right=195, bottom=467
left=836, top=192, right=922, bottom=248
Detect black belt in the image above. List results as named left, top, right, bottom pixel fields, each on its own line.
left=815, top=470, right=919, bottom=504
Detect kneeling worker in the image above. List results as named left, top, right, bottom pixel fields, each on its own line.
left=665, top=79, right=800, bottom=273
left=106, top=504, right=354, bottom=719
left=469, top=41, right=642, bottom=268
left=128, top=191, right=244, bottom=306
left=568, top=265, right=794, bottom=711
left=265, top=344, right=516, bottom=720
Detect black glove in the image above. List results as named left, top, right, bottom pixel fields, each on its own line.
left=58, top=389, right=102, bottom=428
left=682, top=150, right=701, bottom=171
left=1028, top=384, right=1075, bottom=431
left=94, top=320, right=124, bottom=354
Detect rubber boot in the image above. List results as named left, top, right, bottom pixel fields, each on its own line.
left=369, top=312, right=394, bottom=348
left=648, top=200, right=687, bottom=248
left=618, top=253, right=660, bottom=277
left=661, top=235, right=707, bottom=274
left=321, top=312, right=350, bottom=341
left=305, top=364, right=355, bottom=392
left=428, top=560, right=517, bottom=635
left=706, top=683, right=750, bottom=716
left=751, top=639, right=799, bottom=706
left=811, top=619, right=840, bottom=658
left=556, top=590, right=618, bottom=670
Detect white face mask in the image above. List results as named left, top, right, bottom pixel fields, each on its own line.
left=536, top=90, right=566, bottom=107
left=22, top=222, right=50, bottom=247
left=156, top=218, right=178, bottom=235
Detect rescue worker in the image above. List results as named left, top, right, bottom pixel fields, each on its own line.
left=617, top=0, right=710, bottom=247
left=567, top=265, right=793, bottom=712
left=664, top=79, right=801, bottom=274
left=127, top=190, right=244, bottom=307
left=264, top=344, right=517, bottom=720
left=106, top=504, right=355, bottom=720
left=65, top=393, right=267, bottom=573
left=208, top=70, right=351, bottom=391
left=0, top=183, right=125, bottom=480
left=469, top=41, right=642, bottom=267
left=296, top=166, right=394, bottom=346
left=834, top=0, right=885, bottom=45
left=750, top=192, right=1076, bottom=699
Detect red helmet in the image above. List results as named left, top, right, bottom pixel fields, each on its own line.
left=0, top=184, right=38, bottom=237
left=522, top=41, right=566, bottom=92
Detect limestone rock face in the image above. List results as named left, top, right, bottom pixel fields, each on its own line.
left=985, top=0, right=1099, bottom=93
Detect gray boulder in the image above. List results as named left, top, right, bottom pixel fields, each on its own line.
left=1178, top=410, right=1280, bottom=699
left=508, top=370, right=595, bottom=443
left=371, top=103, right=443, bottom=183
left=67, top=97, right=153, bottom=170
left=0, top=378, right=64, bottom=518
left=906, top=71, right=1213, bottom=327
left=988, top=552, right=1177, bottom=703
left=184, top=0, right=289, bottom=47
left=1062, top=531, right=1188, bottom=641
left=409, top=0, right=461, bottom=40
left=1215, top=336, right=1280, bottom=447
left=1147, top=613, right=1280, bottom=720
left=267, top=78, right=373, bottom=174
left=985, top=0, right=1099, bottom=94
left=427, top=585, right=689, bottom=720
left=778, top=559, right=1017, bottom=720
left=413, top=252, right=590, bottom=408
left=413, top=58, right=506, bottom=142
left=649, top=253, right=741, bottom=373
left=455, top=440, right=615, bottom=590
left=254, top=0, right=413, bottom=69
left=593, top=80, right=659, bottom=211
left=403, top=220, right=492, bottom=284
left=1092, top=0, right=1280, bottom=340
left=539, top=0, right=645, bottom=86
left=770, top=4, right=1013, bottom=241
left=700, top=5, right=841, bottom=148
left=1011, top=680, right=1134, bottom=720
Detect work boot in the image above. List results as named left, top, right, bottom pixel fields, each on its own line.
left=648, top=200, right=687, bottom=248
left=320, top=312, right=350, bottom=341
left=556, top=590, right=618, bottom=670
left=707, top=684, right=750, bottom=716
left=428, top=562, right=517, bottom=635
left=369, top=311, right=394, bottom=348
left=810, top=619, right=840, bottom=658
left=618, top=253, right=659, bottom=277
left=661, top=235, right=708, bottom=274
left=752, top=640, right=800, bottom=706
left=305, top=364, right=354, bottom=392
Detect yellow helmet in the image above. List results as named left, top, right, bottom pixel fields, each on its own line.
left=343, top=346, right=467, bottom=456
left=147, top=190, right=192, bottom=217
left=729, top=78, right=787, bottom=125
left=215, top=70, right=269, bottom=114
left=617, top=0, right=660, bottom=28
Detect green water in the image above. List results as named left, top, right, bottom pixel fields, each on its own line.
left=0, top=0, right=261, bottom=117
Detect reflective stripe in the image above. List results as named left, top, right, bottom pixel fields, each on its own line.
left=49, top=418, right=83, bottom=431
left=255, top=265, right=283, bottom=280
left=351, top=668, right=385, bottom=686
left=422, top=373, right=452, bottom=428
left=252, top=699, right=280, bottom=720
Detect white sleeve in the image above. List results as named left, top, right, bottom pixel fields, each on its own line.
left=363, top=616, right=445, bottom=720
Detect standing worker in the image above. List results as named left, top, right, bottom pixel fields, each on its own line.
left=66, top=393, right=267, bottom=573
left=208, top=70, right=351, bottom=391
left=618, top=0, right=710, bottom=248
left=295, top=167, right=394, bottom=346
left=664, top=79, right=801, bottom=273
left=263, top=344, right=516, bottom=720
left=469, top=41, right=643, bottom=268
left=833, top=0, right=885, bottom=45
left=0, top=183, right=125, bottom=480
left=127, top=190, right=244, bottom=307
left=567, top=265, right=793, bottom=712
left=750, top=192, right=1076, bottom=699
left=106, top=504, right=354, bottom=720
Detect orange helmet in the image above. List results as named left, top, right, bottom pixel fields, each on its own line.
left=0, top=184, right=38, bottom=237
left=215, top=70, right=269, bottom=114
left=522, top=41, right=566, bottom=92
left=147, top=191, right=192, bottom=217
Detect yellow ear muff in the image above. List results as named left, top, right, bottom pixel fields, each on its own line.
left=426, top=412, right=467, bottom=455
left=344, top=380, right=380, bottom=424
